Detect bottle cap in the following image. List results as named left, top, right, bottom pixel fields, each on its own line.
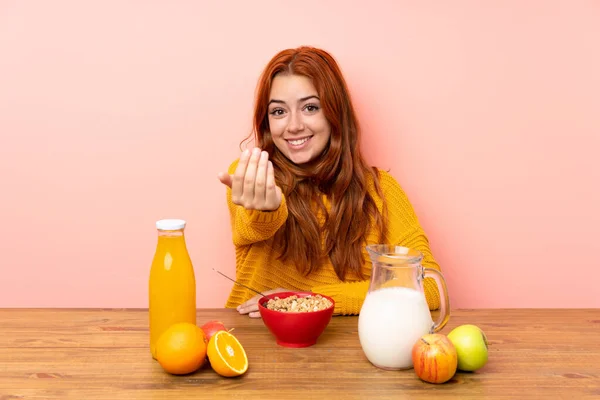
left=156, top=219, right=186, bottom=231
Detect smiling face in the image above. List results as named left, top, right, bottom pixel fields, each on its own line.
left=267, top=74, right=331, bottom=165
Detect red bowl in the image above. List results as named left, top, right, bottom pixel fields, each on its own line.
left=258, top=291, right=335, bottom=348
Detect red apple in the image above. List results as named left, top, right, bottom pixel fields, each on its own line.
left=412, top=333, right=458, bottom=384
left=200, top=320, right=227, bottom=342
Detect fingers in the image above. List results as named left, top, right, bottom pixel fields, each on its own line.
left=265, top=161, right=281, bottom=209
left=238, top=303, right=259, bottom=315
left=237, top=294, right=260, bottom=315
left=242, top=148, right=261, bottom=204
left=226, top=147, right=281, bottom=211
left=253, top=152, right=269, bottom=208
left=238, top=303, right=258, bottom=315
left=217, top=172, right=233, bottom=188
left=249, top=311, right=261, bottom=318
left=231, top=149, right=251, bottom=202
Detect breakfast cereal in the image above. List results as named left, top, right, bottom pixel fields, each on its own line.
left=264, top=294, right=332, bottom=312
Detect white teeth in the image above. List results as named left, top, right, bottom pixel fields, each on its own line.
left=288, top=137, right=310, bottom=146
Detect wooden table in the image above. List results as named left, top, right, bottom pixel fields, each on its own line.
left=1, top=309, right=599, bottom=399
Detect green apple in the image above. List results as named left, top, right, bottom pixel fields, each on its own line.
left=447, top=324, right=488, bottom=371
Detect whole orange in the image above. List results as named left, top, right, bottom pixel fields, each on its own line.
left=156, top=322, right=207, bottom=375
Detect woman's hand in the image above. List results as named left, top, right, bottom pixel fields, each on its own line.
left=218, top=148, right=282, bottom=211
left=237, top=288, right=291, bottom=318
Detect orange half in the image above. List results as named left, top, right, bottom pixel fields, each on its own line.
left=207, top=330, right=248, bottom=377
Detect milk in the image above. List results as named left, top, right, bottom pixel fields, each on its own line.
left=358, top=286, right=433, bottom=370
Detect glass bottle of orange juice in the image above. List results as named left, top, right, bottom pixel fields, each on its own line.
left=149, top=219, right=196, bottom=359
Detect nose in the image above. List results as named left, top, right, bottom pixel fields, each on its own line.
left=286, top=111, right=305, bottom=134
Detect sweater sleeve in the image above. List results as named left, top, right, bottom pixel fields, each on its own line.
left=224, top=159, right=289, bottom=247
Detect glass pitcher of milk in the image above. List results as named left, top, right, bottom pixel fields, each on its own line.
left=358, top=245, right=450, bottom=370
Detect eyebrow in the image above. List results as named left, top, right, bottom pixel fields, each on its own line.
left=268, top=95, right=320, bottom=105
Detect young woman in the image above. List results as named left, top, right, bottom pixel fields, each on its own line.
left=218, top=46, right=442, bottom=318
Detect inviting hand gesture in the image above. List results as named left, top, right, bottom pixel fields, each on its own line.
left=218, top=148, right=283, bottom=211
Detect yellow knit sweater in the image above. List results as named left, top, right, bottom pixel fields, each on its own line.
left=223, top=160, right=442, bottom=315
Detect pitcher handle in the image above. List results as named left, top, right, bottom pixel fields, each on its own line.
left=424, top=268, right=450, bottom=332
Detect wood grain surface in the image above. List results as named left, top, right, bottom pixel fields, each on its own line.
left=1, top=308, right=599, bottom=399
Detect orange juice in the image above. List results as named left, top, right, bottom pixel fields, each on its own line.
left=149, top=219, right=196, bottom=359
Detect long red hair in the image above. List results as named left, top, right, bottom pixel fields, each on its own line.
left=250, top=46, right=387, bottom=280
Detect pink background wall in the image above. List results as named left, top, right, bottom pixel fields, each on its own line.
left=1, top=1, right=599, bottom=309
